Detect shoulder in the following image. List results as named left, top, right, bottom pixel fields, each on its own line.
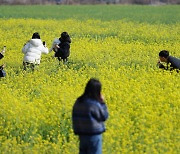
left=169, top=56, right=180, bottom=65
left=169, top=56, right=180, bottom=62
left=29, top=39, right=43, bottom=47
left=74, top=98, right=98, bottom=106
left=86, top=99, right=103, bottom=109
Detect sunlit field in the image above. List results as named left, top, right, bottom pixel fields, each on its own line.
left=0, top=5, right=180, bottom=153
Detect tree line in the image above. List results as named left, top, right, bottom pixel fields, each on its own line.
left=1, top=0, right=180, bottom=5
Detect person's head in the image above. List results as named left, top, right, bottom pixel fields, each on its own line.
left=32, top=32, right=40, bottom=39
left=159, top=50, right=169, bottom=62
left=82, top=78, right=102, bottom=102
left=60, top=32, right=71, bottom=43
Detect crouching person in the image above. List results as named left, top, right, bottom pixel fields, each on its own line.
left=22, top=32, right=49, bottom=71
left=157, top=50, right=180, bottom=71
left=72, top=78, right=109, bottom=154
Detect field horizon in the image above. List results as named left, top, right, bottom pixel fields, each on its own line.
left=0, top=5, right=180, bottom=24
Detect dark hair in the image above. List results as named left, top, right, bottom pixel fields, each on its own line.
left=79, top=78, right=102, bottom=102
left=59, top=32, right=71, bottom=43
left=32, top=32, right=40, bottom=39
left=159, top=50, right=169, bottom=58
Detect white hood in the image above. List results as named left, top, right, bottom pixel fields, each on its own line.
left=29, top=39, right=42, bottom=47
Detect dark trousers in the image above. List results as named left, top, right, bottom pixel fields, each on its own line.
left=79, top=134, right=102, bottom=154
left=57, top=57, right=68, bottom=62
left=23, top=62, right=37, bottom=71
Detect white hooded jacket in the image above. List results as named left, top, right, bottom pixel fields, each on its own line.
left=22, top=39, right=49, bottom=64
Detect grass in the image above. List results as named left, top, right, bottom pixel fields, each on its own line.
left=0, top=5, right=179, bottom=24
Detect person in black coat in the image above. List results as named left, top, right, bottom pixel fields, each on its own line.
left=0, top=46, right=6, bottom=77
left=54, top=32, right=71, bottom=63
left=157, top=50, right=180, bottom=71
left=0, top=53, right=4, bottom=60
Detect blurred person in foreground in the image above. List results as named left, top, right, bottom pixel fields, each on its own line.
left=0, top=46, right=6, bottom=77
left=72, top=78, right=109, bottom=154
left=22, top=32, right=49, bottom=71
left=157, top=50, right=180, bottom=71
left=49, top=32, right=71, bottom=63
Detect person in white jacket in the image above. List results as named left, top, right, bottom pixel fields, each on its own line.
left=22, top=32, right=49, bottom=70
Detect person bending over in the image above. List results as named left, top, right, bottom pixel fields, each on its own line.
left=157, top=50, right=180, bottom=71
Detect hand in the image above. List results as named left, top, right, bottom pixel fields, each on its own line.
left=55, top=44, right=60, bottom=48
left=2, top=64, right=5, bottom=67
left=100, top=94, right=105, bottom=103
left=0, top=64, right=5, bottom=70
left=157, top=60, right=161, bottom=66
left=1, top=46, right=6, bottom=55
left=1, top=51, right=5, bottom=55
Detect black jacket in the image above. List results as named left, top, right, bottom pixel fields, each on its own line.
left=168, top=56, right=180, bottom=69
left=55, top=37, right=71, bottom=59
left=159, top=56, right=180, bottom=70
left=0, top=53, right=4, bottom=60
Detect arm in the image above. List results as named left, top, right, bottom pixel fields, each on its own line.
left=99, top=103, right=109, bottom=121
left=22, top=42, right=30, bottom=54
left=159, top=63, right=166, bottom=69
left=41, top=46, right=49, bottom=54
left=91, top=102, right=109, bottom=122
left=0, top=64, right=5, bottom=70
left=157, top=60, right=167, bottom=70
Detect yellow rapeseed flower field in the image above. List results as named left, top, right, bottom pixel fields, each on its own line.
left=0, top=18, right=179, bottom=153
